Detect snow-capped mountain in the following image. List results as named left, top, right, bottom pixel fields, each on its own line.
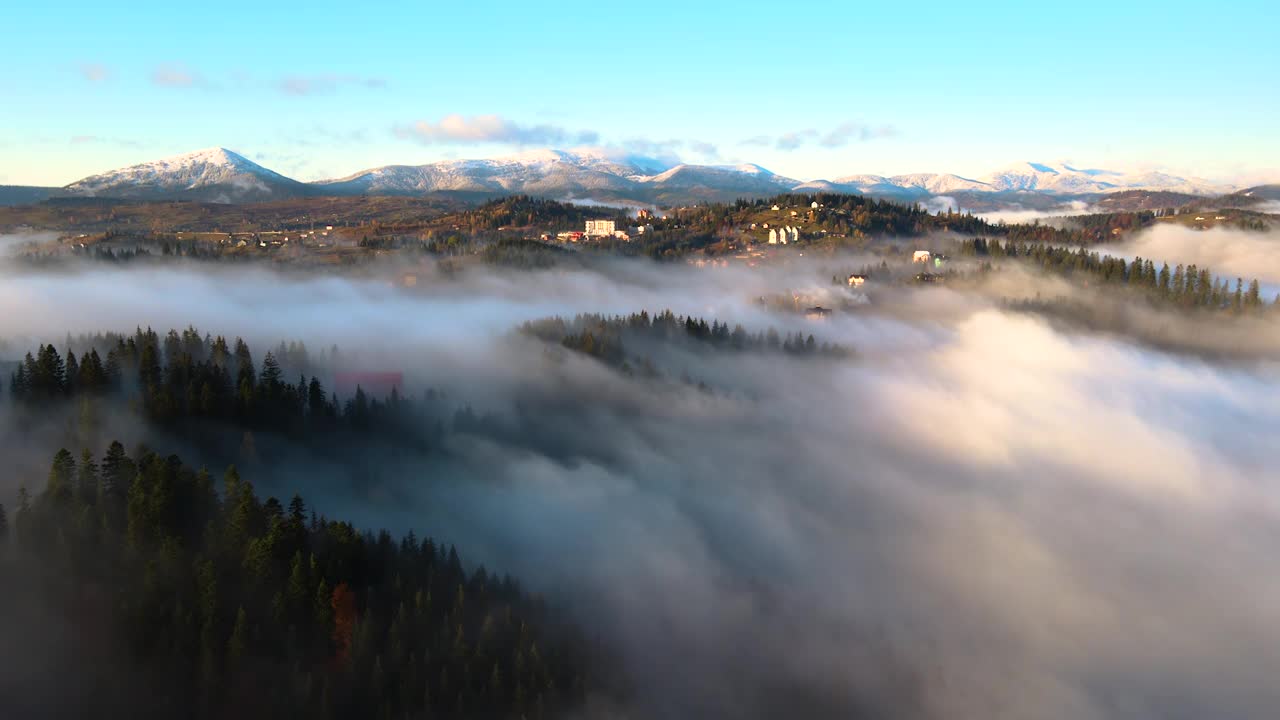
left=796, top=173, right=992, bottom=196
left=64, top=147, right=309, bottom=202
left=982, top=162, right=1231, bottom=195
left=52, top=148, right=1246, bottom=207
left=314, top=150, right=799, bottom=203
left=637, top=163, right=796, bottom=193
left=315, top=149, right=655, bottom=197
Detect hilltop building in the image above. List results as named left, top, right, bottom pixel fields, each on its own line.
left=585, top=219, right=616, bottom=236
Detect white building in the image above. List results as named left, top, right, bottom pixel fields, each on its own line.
left=585, top=219, right=616, bottom=236
left=912, top=250, right=932, bottom=263
left=847, top=274, right=866, bottom=287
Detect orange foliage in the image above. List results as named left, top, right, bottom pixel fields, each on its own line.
left=331, top=582, right=357, bottom=665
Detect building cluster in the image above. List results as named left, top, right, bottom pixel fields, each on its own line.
left=769, top=226, right=800, bottom=244
left=552, top=219, right=653, bottom=243
left=584, top=219, right=616, bottom=237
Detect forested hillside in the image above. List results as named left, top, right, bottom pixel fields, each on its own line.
left=0, top=444, right=590, bottom=719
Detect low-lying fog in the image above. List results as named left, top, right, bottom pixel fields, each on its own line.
left=2, top=251, right=1279, bottom=719
left=1103, top=223, right=1280, bottom=291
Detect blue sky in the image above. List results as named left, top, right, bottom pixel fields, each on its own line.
left=2, top=0, right=1277, bottom=186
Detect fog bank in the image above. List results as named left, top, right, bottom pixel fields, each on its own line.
left=2, top=258, right=1279, bottom=719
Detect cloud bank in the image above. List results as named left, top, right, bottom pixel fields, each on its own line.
left=1108, top=223, right=1280, bottom=287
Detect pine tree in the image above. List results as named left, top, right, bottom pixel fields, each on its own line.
left=287, top=550, right=309, bottom=611
left=77, top=449, right=99, bottom=507
left=99, top=441, right=132, bottom=512
left=48, top=448, right=76, bottom=504
left=0, top=503, right=8, bottom=546
left=227, top=606, right=249, bottom=663
left=65, top=351, right=79, bottom=395
left=1247, top=279, right=1262, bottom=308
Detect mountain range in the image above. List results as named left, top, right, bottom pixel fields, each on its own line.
left=2, top=147, right=1269, bottom=211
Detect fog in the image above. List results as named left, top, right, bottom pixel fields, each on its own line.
left=2, top=255, right=1279, bottom=719
left=1105, top=223, right=1280, bottom=288
left=924, top=197, right=1093, bottom=226
left=0, top=231, right=58, bottom=256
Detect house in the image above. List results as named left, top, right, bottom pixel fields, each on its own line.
left=912, top=250, right=932, bottom=263
left=804, top=306, right=833, bottom=320
left=847, top=274, right=866, bottom=287
left=771, top=204, right=780, bottom=211
left=769, top=229, right=779, bottom=244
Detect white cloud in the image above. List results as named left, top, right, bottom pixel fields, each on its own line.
left=77, top=62, right=109, bottom=83
left=150, top=63, right=203, bottom=88
left=393, top=113, right=600, bottom=146
left=742, top=121, right=896, bottom=151
left=278, top=74, right=386, bottom=96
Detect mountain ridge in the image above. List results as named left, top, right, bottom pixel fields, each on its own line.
left=13, top=148, right=1264, bottom=209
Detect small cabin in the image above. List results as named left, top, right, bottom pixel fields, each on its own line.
left=912, top=250, right=932, bottom=263
left=804, top=306, right=833, bottom=320
left=847, top=274, right=867, bottom=288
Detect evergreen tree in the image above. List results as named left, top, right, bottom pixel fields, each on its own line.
left=47, top=448, right=76, bottom=505
left=77, top=449, right=99, bottom=507
left=1247, top=279, right=1262, bottom=308
left=227, top=606, right=249, bottom=663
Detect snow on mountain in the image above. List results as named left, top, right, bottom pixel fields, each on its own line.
left=638, top=164, right=795, bottom=194
left=65, top=147, right=308, bottom=202
left=55, top=148, right=1244, bottom=207
left=880, top=173, right=992, bottom=194
left=315, top=150, right=797, bottom=200
left=797, top=172, right=991, bottom=196
left=982, top=162, right=1235, bottom=195
left=316, top=149, right=674, bottom=197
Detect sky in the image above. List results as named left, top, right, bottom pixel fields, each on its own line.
left=1, top=0, right=1278, bottom=186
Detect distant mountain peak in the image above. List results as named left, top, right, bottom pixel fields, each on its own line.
left=64, top=147, right=304, bottom=202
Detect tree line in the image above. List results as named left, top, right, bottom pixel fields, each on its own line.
left=961, top=238, right=1275, bottom=312
left=7, top=327, right=454, bottom=456
left=522, top=309, right=851, bottom=377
